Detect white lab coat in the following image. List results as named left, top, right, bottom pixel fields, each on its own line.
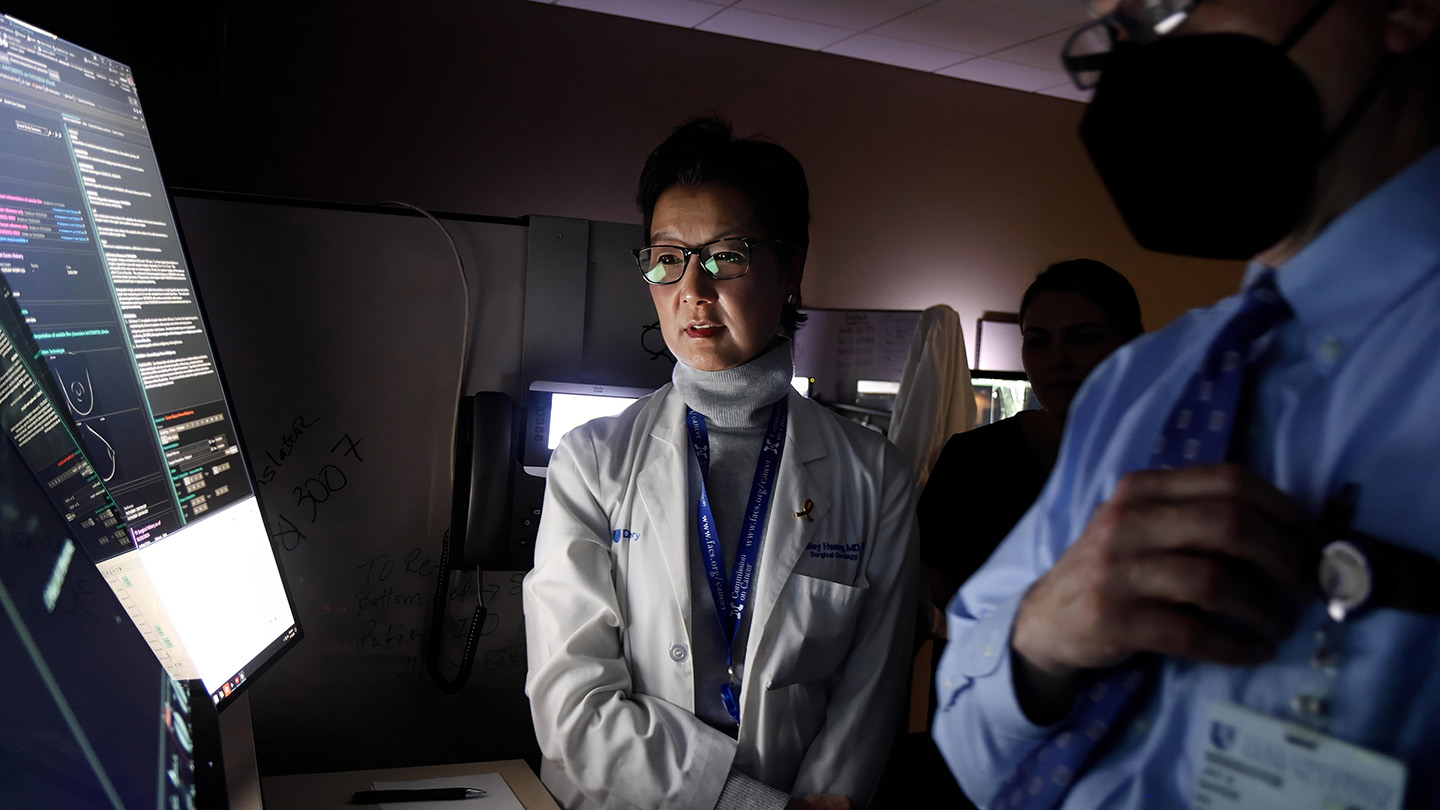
left=888, top=304, right=976, bottom=490
left=523, top=385, right=920, bottom=810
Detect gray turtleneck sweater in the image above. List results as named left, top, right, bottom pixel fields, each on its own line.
left=671, top=339, right=796, bottom=810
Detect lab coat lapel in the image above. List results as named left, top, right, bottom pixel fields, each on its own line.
left=750, top=393, right=830, bottom=645
left=636, top=389, right=693, bottom=638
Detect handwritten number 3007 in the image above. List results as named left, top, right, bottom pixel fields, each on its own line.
left=293, top=464, right=348, bottom=522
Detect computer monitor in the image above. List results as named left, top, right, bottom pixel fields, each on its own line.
left=1, top=360, right=227, bottom=809
left=970, top=370, right=1038, bottom=426
left=521, top=380, right=654, bottom=476
left=0, top=14, right=300, bottom=711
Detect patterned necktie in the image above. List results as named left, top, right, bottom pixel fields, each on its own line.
left=992, top=272, right=1293, bottom=809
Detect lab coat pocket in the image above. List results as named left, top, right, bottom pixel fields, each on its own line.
left=766, top=573, right=869, bottom=691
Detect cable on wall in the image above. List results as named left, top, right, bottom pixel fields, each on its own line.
left=378, top=200, right=484, bottom=694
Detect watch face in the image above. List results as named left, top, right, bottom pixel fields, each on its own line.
left=1319, top=540, right=1371, bottom=622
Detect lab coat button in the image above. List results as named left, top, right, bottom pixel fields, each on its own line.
left=669, top=644, right=688, bottom=663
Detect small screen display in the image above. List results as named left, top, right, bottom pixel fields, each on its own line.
left=522, top=382, right=656, bottom=475
left=548, top=393, right=638, bottom=449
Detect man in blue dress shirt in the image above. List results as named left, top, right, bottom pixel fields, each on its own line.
left=934, top=0, right=1440, bottom=807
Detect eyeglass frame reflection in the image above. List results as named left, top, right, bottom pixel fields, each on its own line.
left=631, top=237, right=790, bottom=286
left=1062, top=0, right=1202, bottom=89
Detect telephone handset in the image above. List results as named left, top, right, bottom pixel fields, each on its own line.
left=425, top=392, right=516, bottom=693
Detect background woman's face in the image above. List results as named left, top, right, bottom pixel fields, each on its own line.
left=1020, top=290, right=1130, bottom=419
left=648, top=183, right=797, bottom=372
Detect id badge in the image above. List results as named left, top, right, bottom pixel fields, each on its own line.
left=1193, top=702, right=1406, bottom=810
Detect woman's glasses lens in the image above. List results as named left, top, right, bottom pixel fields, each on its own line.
left=701, top=242, right=750, bottom=279
left=642, top=248, right=685, bottom=284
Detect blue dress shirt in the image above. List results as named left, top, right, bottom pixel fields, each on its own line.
left=933, top=146, right=1440, bottom=809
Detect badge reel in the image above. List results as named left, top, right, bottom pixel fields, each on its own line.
left=1294, top=539, right=1372, bottom=729
left=721, top=664, right=741, bottom=725
left=1195, top=538, right=1406, bottom=810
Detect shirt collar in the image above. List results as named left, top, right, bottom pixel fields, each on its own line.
left=671, top=337, right=795, bottom=429
left=1242, top=145, right=1440, bottom=371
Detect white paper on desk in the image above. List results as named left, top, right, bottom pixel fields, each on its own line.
left=370, top=772, right=525, bottom=810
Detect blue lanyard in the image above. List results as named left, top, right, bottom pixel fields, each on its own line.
left=685, top=396, right=788, bottom=724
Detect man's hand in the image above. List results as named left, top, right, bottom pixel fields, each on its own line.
left=1011, top=464, right=1312, bottom=722
left=786, top=795, right=856, bottom=810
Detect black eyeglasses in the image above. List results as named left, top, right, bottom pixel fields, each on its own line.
left=632, top=237, right=787, bottom=286
left=1062, top=0, right=1201, bottom=89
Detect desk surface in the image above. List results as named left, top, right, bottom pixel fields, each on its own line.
left=261, top=759, right=560, bottom=810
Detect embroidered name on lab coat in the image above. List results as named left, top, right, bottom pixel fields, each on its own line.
left=806, top=541, right=863, bottom=561
left=612, top=529, right=640, bottom=543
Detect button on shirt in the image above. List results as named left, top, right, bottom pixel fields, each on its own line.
left=933, top=146, right=1440, bottom=809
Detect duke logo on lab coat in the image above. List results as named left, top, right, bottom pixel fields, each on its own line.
left=524, top=386, right=919, bottom=810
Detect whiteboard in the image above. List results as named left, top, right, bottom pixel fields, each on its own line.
left=173, top=195, right=657, bottom=775
left=793, top=308, right=923, bottom=405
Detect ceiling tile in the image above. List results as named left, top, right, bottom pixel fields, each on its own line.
left=1035, top=80, right=1092, bottom=102
left=733, top=0, right=932, bottom=32
left=823, top=33, right=976, bottom=72
left=935, top=57, right=1068, bottom=92
left=532, top=0, right=1099, bottom=101
left=555, top=0, right=726, bottom=28
left=873, top=0, right=1071, bottom=56
left=697, top=8, right=855, bottom=50
left=971, top=0, right=1089, bottom=24
left=986, top=25, right=1076, bottom=71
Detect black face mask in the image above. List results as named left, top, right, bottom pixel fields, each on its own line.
left=1080, top=3, right=1358, bottom=260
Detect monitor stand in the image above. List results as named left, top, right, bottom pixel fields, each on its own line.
left=220, top=692, right=263, bottom=810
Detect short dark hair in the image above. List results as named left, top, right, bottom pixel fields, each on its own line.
left=636, top=116, right=809, bottom=333
left=1019, top=259, right=1143, bottom=340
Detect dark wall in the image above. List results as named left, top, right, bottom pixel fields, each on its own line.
left=10, top=1, right=1243, bottom=358
left=3, top=1, right=229, bottom=188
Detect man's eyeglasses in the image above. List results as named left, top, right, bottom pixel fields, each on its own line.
left=632, top=237, right=786, bottom=286
left=1063, top=0, right=1201, bottom=89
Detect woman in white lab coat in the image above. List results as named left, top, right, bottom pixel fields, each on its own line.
left=523, top=118, right=919, bottom=810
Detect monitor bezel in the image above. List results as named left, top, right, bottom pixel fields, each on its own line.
left=166, top=160, right=304, bottom=716
left=521, top=380, right=655, bottom=477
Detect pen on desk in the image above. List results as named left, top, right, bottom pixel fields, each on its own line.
left=350, top=787, right=486, bottom=804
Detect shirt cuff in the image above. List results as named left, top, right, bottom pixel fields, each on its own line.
left=713, top=770, right=790, bottom=810
left=935, top=589, right=1059, bottom=745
